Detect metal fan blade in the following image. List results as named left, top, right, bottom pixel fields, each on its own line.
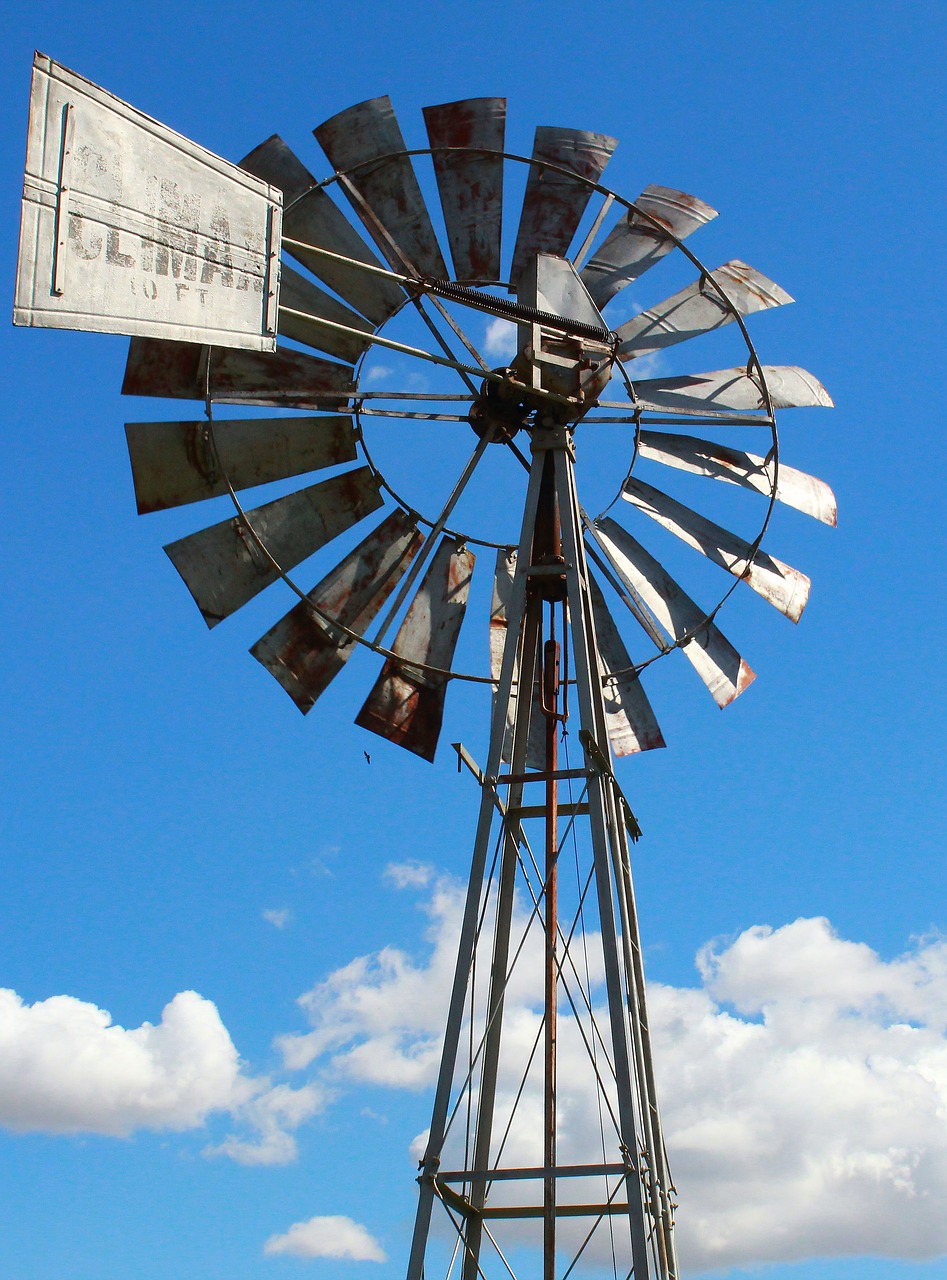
left=164, top=465, right=382, bottom=628
left=250, top=509, right=423, bottom=713
left=489, top=549, right=543, bottom=767
left=638, top=431, right=837, bottom=525
left=314, top=97, right=448, bottom=280
left=632, top=365, right=834, bottom=414
left=122, top=337, right=355, bottom=409
left=125, top=415, right=357, bottom=514
left=509, top=126, right=618, bottom=289
left=592, top=517, right=756, bottom=707
left=581, top=186, right=718, bottom=309
left=355, top=537, right=475, bottom=761
left=490, top=548, right=516, bottom=683
left=517, top=252, right=605, bottom=328
left=589, top=574, right=665, bottom=755
left=622, top=476, right=810, bottom=621
left=615, top=261, right=793, bottom=359
left=239, top=136, right=404, bottom=327
left=423, top=98, right=505, bottom=282
left=278, top=264, right=373, bottom=363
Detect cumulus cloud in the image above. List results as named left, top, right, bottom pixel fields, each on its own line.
left=204, top=1081, right=329, bottom=1166
left=384, top=860, right=434, bottom=889
left=0, top=988, right=253, bottom=1136
left=279, top=877, right=947, bottom=1273
left=483, top=317, right=516, bottom=361
left=262, top=908, right=292, bottom=929
left=264, top=1215, right=386, bottom=1261
left=0, top=988, right=321, bottom=1165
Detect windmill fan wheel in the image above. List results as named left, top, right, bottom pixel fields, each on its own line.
left=120, top=96, right=835, bottom=762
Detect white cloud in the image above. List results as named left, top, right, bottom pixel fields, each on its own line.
left=483, top=317, right=516, bottom=361
left=0, top=988, right=322, bottom=1166
left=263, top=908, right=292, bottom=929
left=204, top=1082, right=328, bottom=1166
left=384, top=860, right=433, bottom=889
left=278, top=880, right=947, bottom=1273
left=264, top=1215, right=386, bottom=1262
left=0, top=988, right=253, bottom=1136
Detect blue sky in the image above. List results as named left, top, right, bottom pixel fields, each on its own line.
left=1, top=3, right=945, bottom=1279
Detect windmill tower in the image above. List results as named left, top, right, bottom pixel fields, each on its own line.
left=14, top=57, right=835, bottom=1280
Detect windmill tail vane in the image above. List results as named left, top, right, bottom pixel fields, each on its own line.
left=13, top=54, right=836, bottom=1280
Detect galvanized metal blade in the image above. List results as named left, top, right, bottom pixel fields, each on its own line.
left=250, top=509, right=423, bottom=713
left=489, top=548, right=543, bottom=768
left=125, top=414, right=357, bottom=513
left=517, top=252, right=606, bottom=328
left=355, top=537, right=475, bottom=761
left=621, top=476, right=810, bottom=621
left=239, top=135, right=404, bottom=327
left=638, top=431, right=838, bottom=525
left=314, top=97, right=448, bottom=280
left=122, top=337, right=355, bottom=409
left=423, top=98, right=505, bottom=282
left=278, top=263, right=373, bottom=363
left=580, top=186, right=718, bottom=309
left=615, top=261, right=793, bottom=359
left=509, top=126, right=618, bottom=289
left=631, top=365, right=834, bottom=414
left=592, top=517, right=756, bottom=707
left=588, top=574, right=665, bottom=755
left=164, top=465, right=383, bottom=628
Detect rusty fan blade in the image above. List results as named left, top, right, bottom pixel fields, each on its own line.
left=122, top=337, right=355, bottom=409
left=423, top=98, right=505, bottom=282
left=240, top=135, right=404, bottom=326
left=355, top=537, right=475, bottom=761
left=164, top=465, right=383, bottom=628
left=591, top=518, right=756, bottom=708
left=125, top=415, right=357, bottom=513
left=621, top=476, right=810, bottom=621
left=581, top=186, right=718, bottom=309
left=631, top=365, right=834, bottom=415
left=588, top=574, right=665, bottom=755
left=314, top=97, right=448, bottom=280
left=615, top=261, right=792, bottom=359
left=250, top=509, right=423, bottom=712
left=509, top=126, right=618, bottom=289
left=638, top=431, right=838, bottom=525
left=278, top=263, right=373, bottom=364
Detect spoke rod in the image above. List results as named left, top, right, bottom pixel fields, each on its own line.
left=358, top=408, right=470, bottom=421
left=280, top=236, right=612, bottom=341
left=370, top=432, right=493, bottom=649
left=277, top=305, right=580, bottom=409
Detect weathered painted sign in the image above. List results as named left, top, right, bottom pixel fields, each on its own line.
left=14, top=53, right=281, bottom=350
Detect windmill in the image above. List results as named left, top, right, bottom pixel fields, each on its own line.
left=14, top=55, right=835, bottom=1280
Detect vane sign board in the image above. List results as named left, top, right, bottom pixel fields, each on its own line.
left=14, top=53, right=282, bottom=351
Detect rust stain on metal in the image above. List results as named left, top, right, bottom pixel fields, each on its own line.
left=581, top=185, right=717, bottom=309
left=314, top=96, right=448, bottom=280
left=621, top=476, right=811, bottom=623
left=510, top=126, right=617, bottom=289
left=240, top=135, right=403, bottom=327
left=423, top=98, right=505, bottom=282
left=251, top=509, right=423, bottom=712
left=356, top=537, right=475, bottom=761
left=594, top=517, right=757, bottom=708
left=615, top=261, right=792, bottom=359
